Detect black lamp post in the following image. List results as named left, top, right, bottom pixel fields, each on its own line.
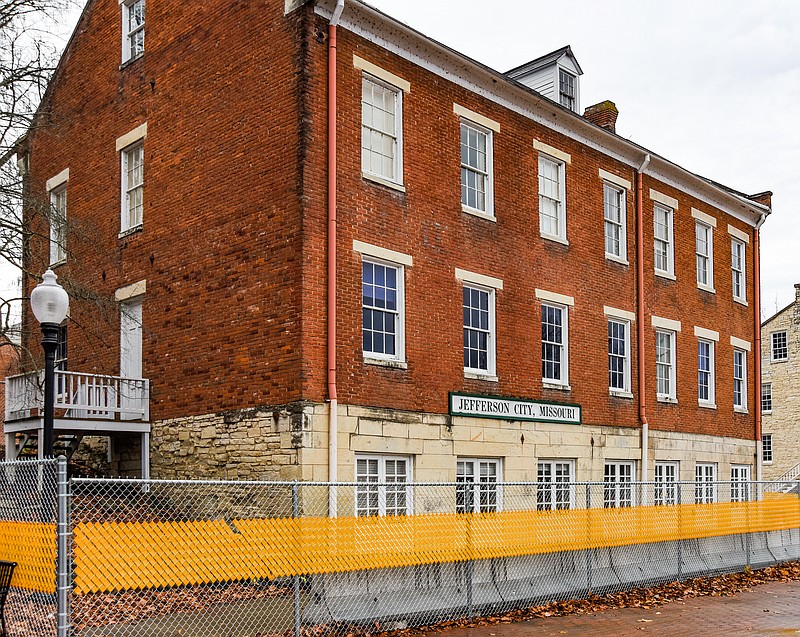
left=30, top=269, right=69, bottom=457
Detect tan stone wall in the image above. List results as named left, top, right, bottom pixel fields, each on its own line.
left=761, top=298, right=800, bottom=480
left=307, top=403, right=755, bottom=484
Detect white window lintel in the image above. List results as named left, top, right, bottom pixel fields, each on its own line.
left=353, top=55, right=410, bottom=92
left=649, top=189, right=678, bottom=209
left=533, top=139, right=571, bottom=164
left=46, top=168, right=70, bottom=192
left=453, top=103, right=500, bottom=132
left=536, top=289, right=574, bottom=307
left=694, top=326, right=720, bottom=342
left=116, top=123, right=148, bottom=152
left=599, top=169, right=631, bottom=191
left=728, top=224, right=750, bottom=244
left=604, top=306, right=635, bottom=322
left=651, top=315, right=682, bottom=332
left=353, top=240, right=413, bottom=266
left=456, top=268, right=503, bottom=290
left=115, top=279, right=146, bottom=301
left=691, top=208, right=717, bottom=228
left=730, top=336, right=752, bottom=352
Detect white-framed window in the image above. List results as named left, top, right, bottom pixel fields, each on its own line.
left=121, top=0, right=145, bottom=63
left=762, top=434, right=773, bottom=464
left=771, top=331, right=788, bottom=362
left=761, top=383, right=772, bottom=414
left=456, top=458, right=501, bottom=513
left=731, top=239, right=746, bottom=302
left=536, top=460, right=574, bottom=510
left=121, top=142, right=144, bottom=232
left=695, top=221, right=714, bottom=290
left=362, top=259, right=405, bottom=362
left=355, top=454, right=412, bottom=517
left=608, top=318, right=631, bottom=393
left=558, top=69, right=576, bottom=111
left=654, top=461, right=678, bottom=506
left=730, top=465, right=750, bottom=503
left=463, top=284, right=495, bottom=376
left=542, top=303, right=568, bottom=385
left=460, top=120, right=493, bottom=216
left=538, top=154, right=566, bottom=242
left=361, top=74, right=402, bottom=185
left=695, top=463, right=717, bottom=504
left=604, top=182, right=626, bottom=261
left=656, top=330, right=676, bottom=401
left=49, top=185, right=67, bottom=265
left=603, top=461, right=634, bottom=508
left=654, top=204, right=674, bottom=277
left=733, top=349, right=747, bottom=410
left=697, top=339, right=715, bottom=406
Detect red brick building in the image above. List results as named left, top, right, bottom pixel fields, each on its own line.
left=9, top=0, right=771, bottom=505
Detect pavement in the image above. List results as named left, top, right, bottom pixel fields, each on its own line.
left=422, top=580, right=800, bottom=637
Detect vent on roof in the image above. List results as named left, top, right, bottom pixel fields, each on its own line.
left=505, top=46, right=583, bottom=113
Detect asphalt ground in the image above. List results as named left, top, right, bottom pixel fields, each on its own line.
left=421, top=579, right=800, bottom=636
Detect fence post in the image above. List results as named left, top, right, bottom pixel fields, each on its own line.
left=293, top=480, right=301, bottom=637
left=586, top=483, right=592, bottom=595
left=745, top=482, right=751, bottom=569
left=56, top=456, right=70, bottom=637
left=676, top=481, right=682, bottom=581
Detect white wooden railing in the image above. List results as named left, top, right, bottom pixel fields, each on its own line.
left=5, top=370, right=150, bottom=422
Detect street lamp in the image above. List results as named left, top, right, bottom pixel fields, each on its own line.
left=30, top=269, right=69, bottom=457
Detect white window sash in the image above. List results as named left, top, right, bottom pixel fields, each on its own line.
left=361, top=74, right=403, bottom=185
left=656, top=330, right=676, bottom=399
left=463, top=284, right=496, bottom=376
left=354, top=454, right=413, bottom=517
left=538, top=155, right=566, bottom=241
left=121, top=143, right=144, bottom=232
left=654, top=204, right=674, bottom=275
left=456, top=458, right=502, bottom=513
left=603, top=182, right=626, bottom=260
left=697, top=339, right=715, bottom=406
left=460, top=119, right=494, bottom=216
left=731, top=239, right=746, bottom=301
left=361, top=258, right=405, bottom=362
left=536, top=460, right=575, bottom=510
left=695, top=222, right=714, bottom=289
left=733, top=349, right=747, bottom=409
left=49, top=186, right=67, bottom=265
left=542, top=302, right=568, bottom=384
left=608, top=318, right=631, bottom=392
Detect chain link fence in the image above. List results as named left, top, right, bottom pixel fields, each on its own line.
left=0, top=458, right=60, bottom=637
left=2, top=464, right=799, bottom=637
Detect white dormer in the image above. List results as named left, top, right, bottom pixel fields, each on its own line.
left=505, top=46, right=583, bottom=113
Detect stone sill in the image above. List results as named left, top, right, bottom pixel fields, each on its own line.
left=464, top=371, right=498, bottom=382
left=657, top=396, right=678, bottom=405
left=362, top=172, right=406, bottom=193
left=364, top=357, right=407, bottom=370
left=543, top=382, right=571, bottom=391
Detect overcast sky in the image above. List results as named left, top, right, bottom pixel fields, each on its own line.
left=3, top=0, right=798, bottom=320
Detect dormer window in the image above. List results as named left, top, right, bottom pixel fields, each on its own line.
left=559, top=70, right=576, bottom=110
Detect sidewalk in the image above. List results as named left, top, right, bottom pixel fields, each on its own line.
left=422, top=579, right=800, bottom=636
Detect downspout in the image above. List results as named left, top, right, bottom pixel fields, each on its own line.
left=754, top=212, right=767, bottom=493
left=327, top=0, right=344, bottom=503
left=636, top=154, right=651, bottom=488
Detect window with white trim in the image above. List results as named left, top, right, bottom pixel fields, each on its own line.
left=654, top=461, right=678, bottom=506
left=608, top=318, right=630, bottom=393
left=542, top=303, right=568, bottom=385
left=654, top=204, right=674, bottom=276
left=121, top=0, right=145, bottom=63
left=697, top=339, right=715, bottom=406
left=537, top=460, right=574, bottom=510
left=761, top=383, right=772, bottom=414
left=695, top=221, right=713, bottom=290
left=695, top=463, right=717, bottom=504
left=604, top=182, right=626, bottom=260
left=656, top=330, right=676, bottom=400
left=121, top=142, right=144, bottom=232
left=362, top=259, right=404, bottom=361
left=49, top=186, right=67, bottom=265
left=603, top=461, right=634, bottom=508
left=460, top=120, right=493, bottom=215
left=463, top=284, right=495, bottom=375
left=733, top=349, right=747, bottom=410
left=558, top=69, right=576, bottom=111
left=762, top=434, right=773, bottom=464
left=361, top=75, right=402, bottom=184
left=730, top=465, right=750, bottom=503
left=355, top=455, right=412, bottom=517
left=456, top=458, right=500, bottom=513
left=731, top=239, right=745, bottom=302
left=538, top=154, right=566, bottom=241
left=771, top=331, right=788, bottom=361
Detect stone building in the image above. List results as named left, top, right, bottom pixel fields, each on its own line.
left=7, top=0, right=772, bottom=507
left=761, top=284, right=800, bottom=482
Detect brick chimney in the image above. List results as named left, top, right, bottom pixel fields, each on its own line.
left=583, top=100, right=619, bottom=133
left=794, top=283, right=800, bottom=326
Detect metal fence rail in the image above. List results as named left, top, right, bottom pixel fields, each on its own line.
left=2, top=465, right=799, bottom=636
